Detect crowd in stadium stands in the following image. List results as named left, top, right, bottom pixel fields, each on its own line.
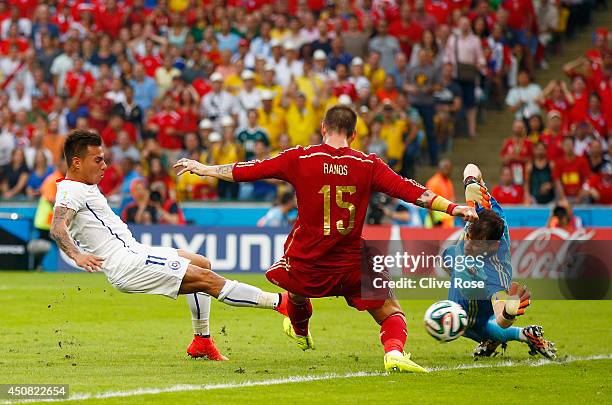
left=0, top=0, right=609, bottom=220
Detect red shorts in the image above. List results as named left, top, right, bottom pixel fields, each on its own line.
left=265, top=257, right=387, bottom=311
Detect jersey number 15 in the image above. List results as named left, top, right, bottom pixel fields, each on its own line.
left=318, top=185, right=356, bottom=236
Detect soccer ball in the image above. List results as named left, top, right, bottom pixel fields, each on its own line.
left=423, top=300, right=468, bottom=342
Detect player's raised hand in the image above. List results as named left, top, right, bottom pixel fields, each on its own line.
left=465, top=183, right=491, bottom=210
left=451, top=205, right=479, bottom=222
left=174, top=158, right=207, bottom=176
left=74, top=253, right=104, bottom=272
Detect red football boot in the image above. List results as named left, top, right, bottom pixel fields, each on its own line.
left=275, top=292, right=289, bottom=317
left=187, top=335, right=228, bottom=360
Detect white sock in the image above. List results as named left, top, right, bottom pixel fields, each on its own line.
left=217, top=280, right=280, bottom=309
left=518, top=328, right=528, bottom=342
left=186, top=293, right=211, bottom=336
left=386, top=350, right=403, bottom=357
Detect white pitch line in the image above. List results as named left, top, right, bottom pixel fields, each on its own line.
left=3, top=354, right=611, bottom=404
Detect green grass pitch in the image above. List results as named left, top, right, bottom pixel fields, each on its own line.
left=1, top=272, right=610, bottom=404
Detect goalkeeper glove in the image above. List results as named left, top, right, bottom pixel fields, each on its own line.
left=504, top=282, right=531, bottom=317
left=464, top=176, right=491, bottom=210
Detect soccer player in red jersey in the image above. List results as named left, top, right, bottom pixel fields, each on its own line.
left=175, top=105, right=478, bottom=372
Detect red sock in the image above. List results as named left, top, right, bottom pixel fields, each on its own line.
left=287, top=297, right=312, bottom=336
left=380, top=313, right=407, bottom=353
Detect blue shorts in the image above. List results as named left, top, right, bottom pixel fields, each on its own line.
left=453, top=298, right=495, bottom=342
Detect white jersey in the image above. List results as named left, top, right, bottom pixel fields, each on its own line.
left=54, top=179, right=139, bottom=258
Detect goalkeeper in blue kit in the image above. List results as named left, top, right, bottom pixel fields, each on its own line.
left=441, top=164, right=557, bottom=359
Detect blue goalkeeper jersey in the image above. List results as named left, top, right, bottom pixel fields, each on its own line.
left=443, top=195, right=512, bottom=329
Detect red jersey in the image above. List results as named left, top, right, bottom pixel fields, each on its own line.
left=232, top=143, right=427, bottom=270
left=65, top=70, right=95, bottom=97
left=137, top=54, right=163, bottom=77
left=586, top=173, right=612, bottom=204
left=150, top=111, right=182, bottom=150
left=500, top=137, right=533, bottom=185
left=553, top=155, right=591, bottom=197
left=491, top=184, right=524, bottom=204
left=502, top=0, right=535, bottom=30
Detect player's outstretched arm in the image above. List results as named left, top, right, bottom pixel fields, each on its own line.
left=174, top=159, right=235, bottom=182
left=414, top=190, right=479, bottom=222
left=50, top=206, right=104, bottom=272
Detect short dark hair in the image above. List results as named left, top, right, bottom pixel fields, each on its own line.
left=64, top=129, right=102, bottom=167
left=467, top=210, right=505, bottom=241
left=323, top=105, right=357, bottom=137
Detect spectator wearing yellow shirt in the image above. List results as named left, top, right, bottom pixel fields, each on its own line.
left=257, top=64, right=283, bottom=106
left=379, top=101, right=407, bottom=172
left=295, top=61, right=323, bottom=103
left=223, top=59, right=246, bottom=95
left=211, top=116, right=244, bottom=199
left=270, top=14, right=290, bottom=42
left=285, top=91, right=319, bottom=147
left=317, top=78, right=339, bottom=121
left=364, top=51, right=386, bottom=93
left=257, top=90, right=286, bottom=148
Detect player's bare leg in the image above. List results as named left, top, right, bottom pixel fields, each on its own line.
left=283, top=292, right=315, bottom=350
left=178, top=250, right=227, bottom=361
left=369, top=298, right=428, bottom=373
left=179, top=264, right=283, bottom=311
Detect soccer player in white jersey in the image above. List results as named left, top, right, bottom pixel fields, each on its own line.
left=51, top=130, right=287, bottom=359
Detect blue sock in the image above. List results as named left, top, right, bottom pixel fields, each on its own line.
left=483, top=316, right=522, bottom=342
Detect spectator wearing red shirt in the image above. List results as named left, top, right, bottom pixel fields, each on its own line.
left=554, top=136, right=591, bottom=203
left=568, top=76, right=589, bottom=126
left=563, top=56, right=603, bottom=94
left=540, top=110, right=565, bottom=161
left=136, top=39, right=163, bottom=78
left=586, top=93, right=608, bottom=138
left=64, top=57, right=95, bottom=99
left=333, top=64, right=358, bottom=101
left=584, top=28, right=608, bottom=67
left=97, top=153, right=125, bottom=197
left=101, top=114, right=137, bottom=147
left=500, top=120, right=534, bottom=186
left=147, top=97, right=183, bottom=151
left=0, top=24, right=29, bottom=55
left=389, top=3, right=424, bottom=56
left=584, top=163, right=612, bottom=205
left=539, top=80, right=574, bottom=132
left=95, top=0, right=126, bottom=39
left=176, top=87, right=200, bottom=134
left=87, top=81, right=113, bottom=134
left=491, top=165, right=525, bottom=204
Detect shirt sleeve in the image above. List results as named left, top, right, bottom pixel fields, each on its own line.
left=372, top=156, right=427, bottom=203
left=232, top=147, right=300, bottom=183
left=54, top=181, right=87, bottom=212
